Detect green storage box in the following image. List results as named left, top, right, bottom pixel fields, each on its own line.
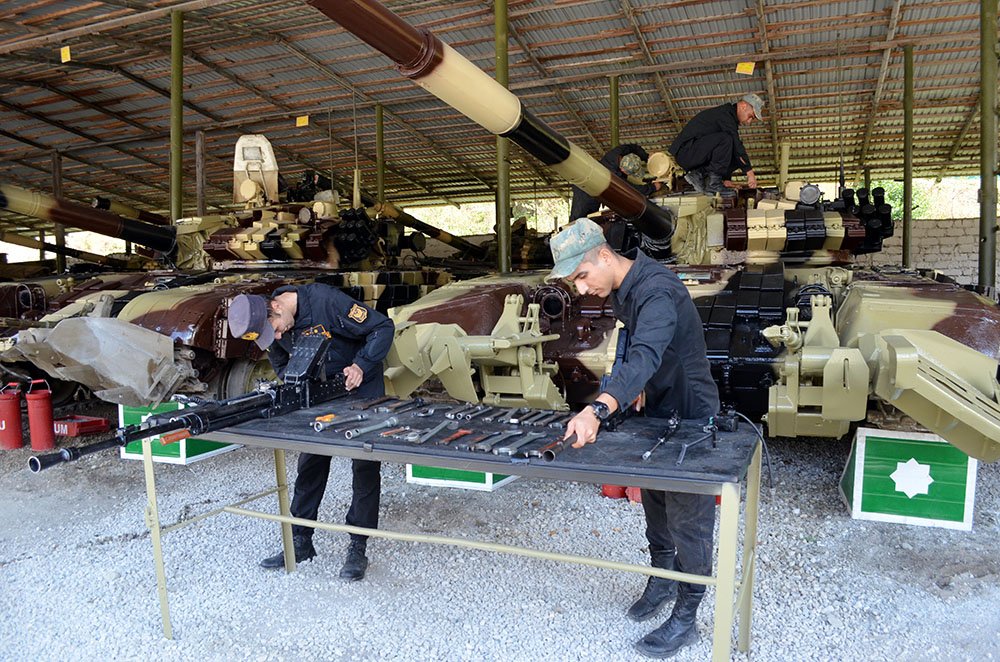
left=840, top=427, right=977, bottom=531
left=118, top=402, right=240, bottom=465
left=406, top=464, right=517, bottom=492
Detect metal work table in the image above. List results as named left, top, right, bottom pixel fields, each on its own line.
left=136, top=397, right=762, bottom=661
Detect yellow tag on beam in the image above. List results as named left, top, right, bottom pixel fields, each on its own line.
left=736, top=61, right=755, bottom=76
left=295, top=115, right=309, bottom=127
left=60, top=46, right=72, bottom=63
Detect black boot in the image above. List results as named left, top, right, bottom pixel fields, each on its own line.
left=259, top=534, right=316, bottom=569
left=634, top=584, right=705, bottom=659
left=683, top=170, right=706, bottom=194
left=339, top=539, right=369, bottom=581
left=704, top=173, right=735, bottom=198
left=626, top=548, right=678, bottom=622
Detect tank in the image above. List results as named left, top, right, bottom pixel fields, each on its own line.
left=317, top=0, right=1000, bottom=462
left=0, top=135, right=458, bottom=406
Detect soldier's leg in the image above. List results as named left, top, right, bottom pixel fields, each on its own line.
left=289, top=452, right=332, bottom=538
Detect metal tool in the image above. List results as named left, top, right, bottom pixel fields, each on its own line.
left=415, top=405, right=449, bottom=417
left=344, top=416, right=399, bottom=440
left=511, top=409, right=546, bottom=425
left=676, top=424, right=717, bottom=465
left=497, top=407, right=529, bottom=424
left=313, top=413, right=366, bottom=433
left=414, top=420, right=456, bottom=445
left=379, top=426, right=410, bottom=437
left=351, top=396, right=396, bottom=411
left=530, top=411, right=564, bottom=427
left=547, top=413, right=574, bottom=429
left=454, top=432, right=495, bottom=451
left=445, top=404, right=477, bottom=419
left=436, top=428, right=473, bottom=445
left=642, top=411, right=681, bottom=462
left=472, top=429, right=524, bottom=452
left=528, top=433, right=577, bottom=461
left=463, top=405, right=496, bottom=421
left=494, top=431, right=547, bottom=455
left=388, top=430, right=422, bottom=442
left=376, top=399, right=425, bottom=415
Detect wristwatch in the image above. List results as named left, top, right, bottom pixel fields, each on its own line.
left=588, top=401, right=611, bottom=421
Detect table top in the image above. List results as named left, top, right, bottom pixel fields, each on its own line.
left=204, top=397, right=760, bottom=495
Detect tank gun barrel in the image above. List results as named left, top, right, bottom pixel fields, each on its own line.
left=308, top=0, right=674, bottom=242
left=92, top=197, right=170, bottom=226
left=371, top=201, right=488, bottom=259
left=0, top=230, right=130, bottom=269
left=0, top=182, right=177, bottom=256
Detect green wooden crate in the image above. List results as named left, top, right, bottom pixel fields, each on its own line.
left=118, top=402, right=240, bottom=465
left=840, top=427, right=977, bottom=531
left=406, top=464, right=517, bottom=492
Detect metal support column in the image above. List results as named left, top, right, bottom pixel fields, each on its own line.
left=274, top=449, right=297, bottom=573
left=864, top=167, right=871, bottom=192
left=50, top=151, right=66, bottom=272
left=37, top=229, right=45, bottom=261
left=980, top=0, right=998, bottom=289
left=610, top=75, right=620, bottom=148
left=142, top=438, right=173, bottom=639
left=195, top=130, right=206, bottom=216
left=495, top=0, right=511, bottom=274
left=376, top=103, right=385, bottom=203
left=170, top=10, right=184, bottom=222
left=777, top=142, right=790, bottom=193
left=902, top=45, right=913, bottom=269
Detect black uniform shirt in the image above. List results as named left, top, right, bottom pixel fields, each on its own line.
left=603, top=250, right=720, bottom=420
left=668, top=103, right=753, bottom=173
left=267, top=283, right=394, bottom=398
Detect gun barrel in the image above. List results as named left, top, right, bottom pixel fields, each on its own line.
left=92, top=197, right=170, bottom=226
left=371, top=201, right=488, bottom=259
left=1, top=182, right=178, bottom=256
left=28, top=438, right=120, bottom=473
left=308, top=0, right=674, bottom=242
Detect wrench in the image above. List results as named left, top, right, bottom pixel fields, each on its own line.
left=454, top=433, right=495, bottom=452
left=436, top=428, right=473, bottom=446
left=415, top=405, right=448, bottom=417
left=463, top=406, right=496, bottom=421
left=313, top=413, right=367, bottom=433
left=414, top=420, right=455, bottom=445
left=547, top=413, right=574, bottom=429
left=344, top=417, right=399, bottom=440
left=493, top=431, right=547, bottom=455
left=472, top=429, right=524, bottom=452
left=376, top=399, right=425, bottom=415
left=351, top=396, right=396, bottom=411
left=445, top=404, right=477, bottom=420
left=497, top=407, right=529, bottom=424
left=514, top=410, right=548, bottom=425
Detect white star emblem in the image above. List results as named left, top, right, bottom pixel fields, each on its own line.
left=890, top=458, right=934, bottom=499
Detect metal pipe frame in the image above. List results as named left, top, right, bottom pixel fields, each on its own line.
left=50, top=151, right=66, bottom=272
left=195, top=130, right=206, bottom=217
left=375, top=103, right=385, bottom=204
left=170, top=10, right=184, bottom=222
left=902, top=44, right=913, bottom=269
left=495, top=0, right=511, bottom=274
left=610, top=75, right=619, bottom=148
left=138, top=436, right=760, bottom=661
left=979, top=0, right=998, bottom=289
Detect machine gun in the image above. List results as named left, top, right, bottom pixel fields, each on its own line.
left=28, top=335, right=347, bottom=472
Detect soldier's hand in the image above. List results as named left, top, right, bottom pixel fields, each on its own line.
left=746, top=169, right=757, bottom=188
left=566, top=409, right=600, bottom=448
left=343, top=363, right=364, bottom=390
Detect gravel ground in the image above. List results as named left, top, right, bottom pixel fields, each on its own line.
left=1, top=410, right=998, bottom=661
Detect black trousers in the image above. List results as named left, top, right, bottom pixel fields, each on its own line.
left=569, top=186, right=600, bottom=221
left=640, top=488, right=716, bottom=594
left=672, top=133, right=741, bottom=178
left=290, top=453, right=381, bottom=544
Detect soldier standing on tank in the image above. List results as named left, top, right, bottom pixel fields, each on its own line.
left=550, top=219, right=720, bottom=659
left=569, top=143, right=663, bottom=221
left=227, top=283, right=394, bottom=581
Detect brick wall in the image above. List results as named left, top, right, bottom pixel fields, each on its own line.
left=856, top=218, right=999, bottom=287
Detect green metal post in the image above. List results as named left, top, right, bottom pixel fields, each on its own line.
left=195, top=130, right=206, bottom=216
left=376, top=103, right=385, bottom=203
left=610, top=75, right=620, bottom=148
left=902, top=45, right=913, bottom=269
left=980, top=0, right=998, bottom=289
left=50, top=151, right=66, bottom=272
left=864, top=166, right=871, bottom=192
left=37, top=229, right=44, bottom=261
left=170, top=10, right=184, bottom=222
left=495, top=0, right=511, bottom=274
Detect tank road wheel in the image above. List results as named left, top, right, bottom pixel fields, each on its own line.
left=216, top=359, right=276, bottom=400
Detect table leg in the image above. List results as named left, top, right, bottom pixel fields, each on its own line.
left=274, top=449, right=296, bottom=573
left=738, top=443, right=762, bottom=652
left=142, top=438, right=173, bottom=639
left=711, top=481, right=739, bottom=662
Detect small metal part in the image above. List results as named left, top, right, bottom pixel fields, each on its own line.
left=497, top=407, right=529, bottom=424
left=494, top=431, right=547, bottom=455
left=463, top=406, right=496, bottom=421
left=386, top=397, right=424, bottom=411
left=415, top=406, right=447, bottom=417
left=436, top=428, right=473, bottom=446
left=351, top=396, right=396, bottom=411
left=675, top=425, right=717, bottom=465
left=547, top=413, right=574, bottom=429
left=445, top=404, right=477, bottom=420
left=414, top=420, right=455, bottom=445
left=472, top=429, right=524, bottom=452
left=377, top=400, right=424, bottom=415
left=344, top=416, right=398, bottom=440
left=642, top=412, right=681, bottom=462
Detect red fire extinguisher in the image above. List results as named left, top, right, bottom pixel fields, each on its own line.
left=26, top=379, right=55, bottom=452
left=0, top=382, right=23, bottom=450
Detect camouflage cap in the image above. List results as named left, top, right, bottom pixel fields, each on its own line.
left=741, top=93, right=764, bottom=119
left=619, top=153, right=646, bottom=179
left=547, top=218, right=607, bottom=281
left=228, top=293, right=275, bottom=350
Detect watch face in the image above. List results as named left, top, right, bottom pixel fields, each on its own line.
left=591, top=402, right=609, bottom=420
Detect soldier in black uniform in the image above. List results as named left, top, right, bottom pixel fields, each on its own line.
left=548, top=219, right=720, bottom=659
left=669, top=93, right=763, bottom=198
left=569, top=143, right=662, bottom=221
left=227, top=283, right=394, bottom=581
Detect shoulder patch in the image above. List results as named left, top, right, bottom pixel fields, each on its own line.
left=348, top=303, right=368, bottom=324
